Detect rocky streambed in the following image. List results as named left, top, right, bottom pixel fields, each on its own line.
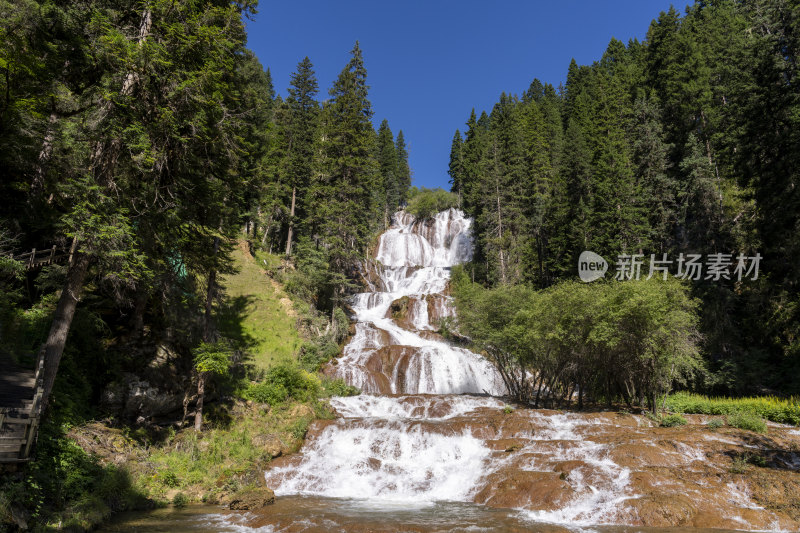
left=250, top=209, right=800, bottom=532
left=253, top=396, right=800, bottom=531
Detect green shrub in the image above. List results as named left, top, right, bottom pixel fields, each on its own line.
left=451, top=274, right=701, bottom=408
left=730, top=455, right=749, bottom=474
left=159, top=470, right=181, bottom=488
left=265, top=362, right=320, bottom=401
left=660, top=414, right=688, bottom=427
left=172, top=492, right=189, bottom=508
left=405, top=187, right=459, bottom=220
left=320, top=378, right=360, bottom=398
left=503, top=405, right=514, bottom=414
left=288, top=417, right=311, bottom=439
left=707, top=418, right=724, bottom=430
left=244, top=382, right=288, bottom=405
left=730, top=452, right=767, bottom=473
left=299, top=340, right=340, bottom=371
left=727, top=411, right=768, bottom=433
left=244, top=362, right=322, bottom=405
left=665, top=391, right=800, bottom=425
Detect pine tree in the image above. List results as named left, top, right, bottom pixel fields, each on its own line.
left=283, top=56, right=319, bottom=256
left=395, top=130, right=411, bottom=204
left=31, top=0, right=256, bottom=409
left=448, top=130, right=465, bottom=206
left=313, top=41, right=380, bottom=307
left=376, top=119, right=398, bottom=225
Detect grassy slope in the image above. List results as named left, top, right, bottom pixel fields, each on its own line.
left=2, top=242, right=317, bottom=530
left=219, top=242, right=302, bottom=371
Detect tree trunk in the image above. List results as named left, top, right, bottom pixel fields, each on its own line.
left=194, top=371, right=206, bottom=431
left=41, top=248, right=90, bottom=409
left=495, top=180, right=506, bottom=284
left=285, top=186, right=296, bottom=256
left=130, top=286, right=148, bottom=339
left=261, top=213, right=273, bottom=248
left=196, top=236, right=219, bottom=431
left=31, top=110, right=58, bottom=200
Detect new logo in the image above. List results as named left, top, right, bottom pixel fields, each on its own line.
left=578, top=251, right=608, bottom=282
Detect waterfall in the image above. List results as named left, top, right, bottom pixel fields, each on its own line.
left=331, top=208, right=506, bottom=396
left=259, top=208, right=796, bottom=532
left=266, top=208, right=505, bottom=502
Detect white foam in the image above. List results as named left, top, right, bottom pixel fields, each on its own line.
left=332, top=208, right=505, bottom=395
left=330, top=394, right=504, bottom=420
left=266, top=422, right=491, bottom=503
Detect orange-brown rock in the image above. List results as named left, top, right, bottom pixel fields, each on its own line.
left=626, top=493, right=696, bottom=527
left=475, top=470, right=573, bottom=510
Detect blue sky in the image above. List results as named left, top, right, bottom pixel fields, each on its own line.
left=246, top=1, right=691, bottom=189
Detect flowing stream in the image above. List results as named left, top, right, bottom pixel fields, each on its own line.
left=104, top=209, right=800, bottom=532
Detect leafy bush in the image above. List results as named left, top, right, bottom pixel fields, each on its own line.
left=730, top=452, right=767, bottom=473
left=707, top=418, right=724, bottom=430
left=172, top=492, right=189, bottom=508
left=452, top=272, right=701, bottom=409
left=244, top=382, right=288, bottom=405
left=160, top=470, right=181, bottom=488
left=0, top=418, right=150, bottom=529
left=665, top=391, right=800, bottom=425
left=244, top=361, right=321, bottom=405
left=319, top=378, right=360, bottom=398
left=660, top=414, right=688, bottom=427
left=730, top=455, right=749, bottom=474
left=288, top=417, right=311, bottom=439
left=727, top=411, right=768, bottom=433
left=405, top=187, right=459, bottom=220
left=299, top=340, right=340, bottom=371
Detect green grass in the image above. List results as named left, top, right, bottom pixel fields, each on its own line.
left=660, top=413, right=688, bottom=427
left=665, top=391, right=800, bottom=426
left=727, top=411, right=768, bottom=434
left=219, top=243, right=302, bottom=371
left=134, top=399, right=317, bottom=502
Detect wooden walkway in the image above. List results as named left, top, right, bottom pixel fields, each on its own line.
left=14, top=245, right=70, bottom=270
left=0, top=243, right=71, bottom=462
left=0, top=351, right=44, bottom=462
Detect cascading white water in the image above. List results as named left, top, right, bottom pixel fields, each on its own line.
left=266, top=209, right=506, bottom=503
left=331, top=208, right=506, bottom=395
left=260, top=208, right=798, bottom=532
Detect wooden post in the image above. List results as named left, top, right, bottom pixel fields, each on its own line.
left=68, top=238, right=78, bottom=265
left=0, top=407, right=6, bottom=429
left=22, top=416, right=39, bottom=459
left=49, top=245, right=56, bottom=265
left=29, top=248, right=36, bottom=269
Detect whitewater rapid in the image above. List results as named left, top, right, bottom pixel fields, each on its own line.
left=259, top=208, right=800, bottom=532
left=265, top=209, right=506, bottom=503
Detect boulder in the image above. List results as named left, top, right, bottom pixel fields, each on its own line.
left=228, top=487, right=275, bottom=510
left=626, top=493, right=696, bottom=527
left=120, top=373, right=185, bottom=419
left=252, top=434, right=284, bottom=458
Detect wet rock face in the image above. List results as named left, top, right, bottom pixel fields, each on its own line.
left=228, top=487, right=275, bottom=510
left=266, top=395, right=800, bottom=531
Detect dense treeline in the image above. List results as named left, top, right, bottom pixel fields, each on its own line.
left=0, top=0, right=409, bottom=416
left=449, top=0, right=800, bottom=395
left=453, top=271, right=701, bottom=410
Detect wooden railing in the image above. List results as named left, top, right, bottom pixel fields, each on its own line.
left=13, top=245, right=70, bottom=270
left=0, top=349, right=45, bottom=462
